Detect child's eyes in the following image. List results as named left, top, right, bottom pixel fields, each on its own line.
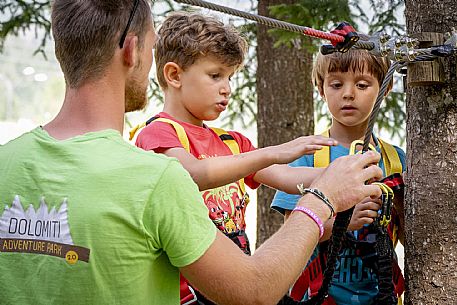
left=210, top=73, right=221, bottom=80
left=356, top=83, right=369, bottom=89
left=209, top=73, right=233, bottom=82
left=330, top=82, right=342, bottom=89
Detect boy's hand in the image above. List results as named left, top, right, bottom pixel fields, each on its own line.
left=348, top=198, right=382, bottom=231
left=306, top=151, right=383, bottom=213
left=272, top=135, right=337, bottom=164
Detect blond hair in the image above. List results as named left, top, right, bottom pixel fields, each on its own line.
left=312, top=49, right=392, bottom=92
left=155, top=11, right=248, bottom=88
left=51, top=0, right=152, bottom=88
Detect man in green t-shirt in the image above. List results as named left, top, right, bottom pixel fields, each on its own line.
left=0, top=1, right=384, bottom=304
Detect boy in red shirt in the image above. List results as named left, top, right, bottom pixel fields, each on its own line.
left=135, top=12, right=336, bottom=304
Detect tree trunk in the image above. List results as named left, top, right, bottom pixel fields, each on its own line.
left=256, top=0, right=314, bottom=247
left=404, top=1, right=457, bottom=303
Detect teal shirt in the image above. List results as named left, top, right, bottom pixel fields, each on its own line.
left=0, top=128, right=217, bottom=304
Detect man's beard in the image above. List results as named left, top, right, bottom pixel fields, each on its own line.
left=125, top=76, right=148, bottom=113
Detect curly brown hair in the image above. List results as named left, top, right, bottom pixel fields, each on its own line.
left=155, top=11, right=248, bottom=89
left=51, top=0, right=152, bottom=88
left=312, top=49, right=392, bottom=93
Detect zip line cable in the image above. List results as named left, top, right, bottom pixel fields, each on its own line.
left=174, top=0, right=374, bottom=50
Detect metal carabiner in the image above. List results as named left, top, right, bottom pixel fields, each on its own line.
left=349, top=140, right=376, bottom=155
left=372, top=182, right=394, bottom=227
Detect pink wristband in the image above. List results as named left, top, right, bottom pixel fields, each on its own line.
left=292, top=206, right=324, bottom=238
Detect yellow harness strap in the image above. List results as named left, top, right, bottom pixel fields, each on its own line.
left=210, top=127, right=246, bottom=195
left=152, top=118, right=191, bottom=152
left=129, top=122, right=146, bottom=141
left=378, top=138, right=402, bottom=176
left=210, top=127, right=240, bottom=154
left=313, top=130, right=403, bottom=175
left=313, top=130, right=331, bottom=168
left=129, top=116, right=247, bottom=195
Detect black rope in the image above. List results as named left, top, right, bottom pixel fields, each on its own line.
left=373, top=225, right=397, bottom=305
left=303, top=208, right=354, bottom=305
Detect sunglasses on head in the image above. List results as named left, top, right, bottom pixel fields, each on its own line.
left=119, top=0, right=140, bottom=48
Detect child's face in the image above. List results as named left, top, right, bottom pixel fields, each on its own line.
left=320, top=70, right=380, bottom=128
left=178, top=56, right=236, bottom=124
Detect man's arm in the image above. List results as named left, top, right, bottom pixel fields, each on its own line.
left=181, top=198, right=327, bottom=305
left=180, top=151, right=383, bottom=305
left=163, top=135, right=335, bottom=191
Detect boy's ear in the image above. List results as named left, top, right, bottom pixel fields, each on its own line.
left=163, top=62, right=182, bottom=89
left=121, top=36, right=139, bottom=68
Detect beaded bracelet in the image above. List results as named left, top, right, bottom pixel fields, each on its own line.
left=296, top=184, right=335, bottom=220
left=292, top=206, right=324, bottom=238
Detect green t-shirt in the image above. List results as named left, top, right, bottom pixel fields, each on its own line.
left=0, top=127, right=217, bottom=304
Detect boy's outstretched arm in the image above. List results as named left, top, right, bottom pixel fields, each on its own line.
left=180, top=152, right=383, bottom=305
left=162, top=135, right=336, bottom=191
left=254, top=164, right=324, bottom=194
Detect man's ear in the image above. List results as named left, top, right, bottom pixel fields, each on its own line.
left=122, top=36, right=139, bottom=68
left=163, top=62, right=182, bottom=88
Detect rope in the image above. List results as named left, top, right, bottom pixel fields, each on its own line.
left=174, top=0, right=374, bottom=50
left=362, top=61, right=404, bottom=151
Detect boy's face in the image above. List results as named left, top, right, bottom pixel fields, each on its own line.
left=320, top=70, right=380, bottom=128
left=176, top=56, right=236, bottom=124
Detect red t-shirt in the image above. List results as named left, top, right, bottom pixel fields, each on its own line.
left=136, top=112, right=259, bottom=253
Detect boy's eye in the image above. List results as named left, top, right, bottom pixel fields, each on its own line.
left=330, top=82, right=342, bottom=89
left=210, top=73, right=220, bottom=80
left=357, top=83, right=369, bottom=89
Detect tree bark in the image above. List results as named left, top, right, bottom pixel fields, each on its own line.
left=256, top=0, right=314, bottom=247
left=404, top=1, right=457, bottom=303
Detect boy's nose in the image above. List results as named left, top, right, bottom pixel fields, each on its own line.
left=220, top=82, right=231, bottom=97
left=342, top=86, right=355, bottom=100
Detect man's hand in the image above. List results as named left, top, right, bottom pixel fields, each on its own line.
left=348, top=198, right=381, bottom=231
left=307, top=151, right=383, bottom=213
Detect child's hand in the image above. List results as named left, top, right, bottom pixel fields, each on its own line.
left=347, top=198, right=381, bottom=231
left=272, top=135, right=337, bottom=164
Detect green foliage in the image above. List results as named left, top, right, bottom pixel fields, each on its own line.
left=268, top=0, right=354, bottom=52
left=0, top=0, right=51, bottom=57
left=351, top=0, right=405, bottom=36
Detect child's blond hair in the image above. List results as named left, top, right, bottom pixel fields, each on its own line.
left=312, top=49, right=392, bottom=92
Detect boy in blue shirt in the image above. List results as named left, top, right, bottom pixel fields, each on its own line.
left=272, top=49, right=406, bottom=305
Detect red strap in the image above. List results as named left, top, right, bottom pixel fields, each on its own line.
left=180, top=274, right=197, bottom=305
left=330, top=22, right=359, bottom=52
